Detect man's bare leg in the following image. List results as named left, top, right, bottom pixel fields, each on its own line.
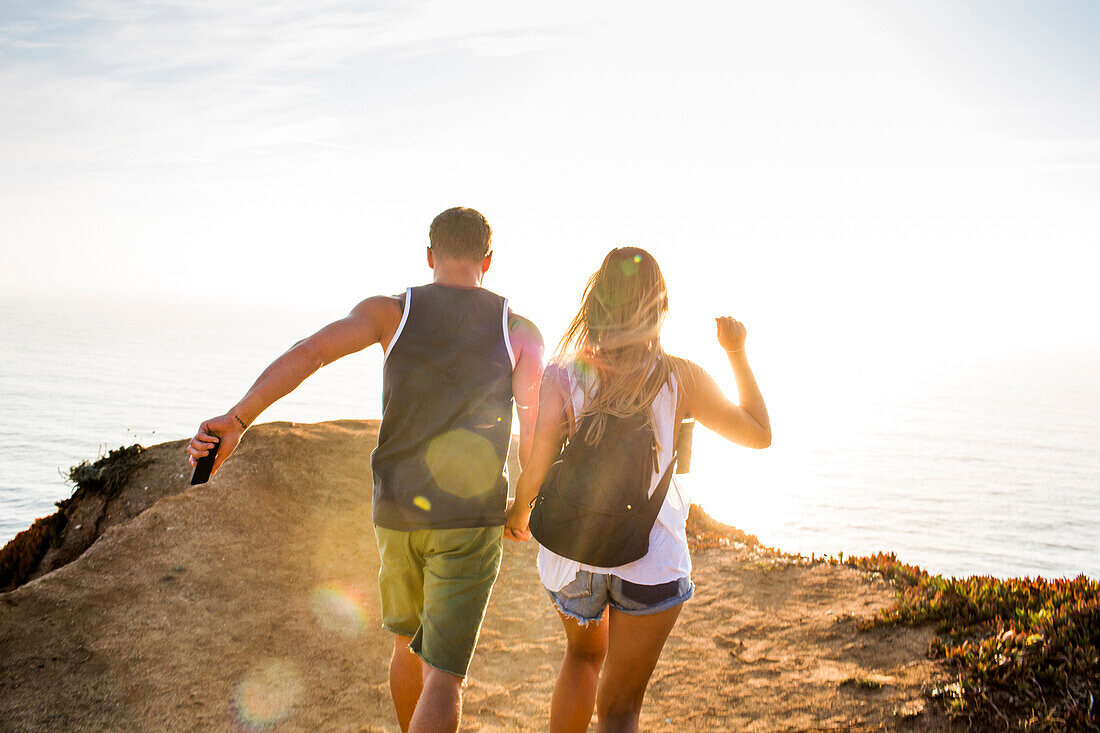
left=408, top=665, right=463, bottom=733
left=390, top=635, right=423, bottom=732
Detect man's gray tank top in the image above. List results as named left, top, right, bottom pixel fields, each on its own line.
left=371, top=284, right=515, bottom=530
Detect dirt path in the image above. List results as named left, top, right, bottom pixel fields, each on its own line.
left=0, top=421, right=952, bottom=731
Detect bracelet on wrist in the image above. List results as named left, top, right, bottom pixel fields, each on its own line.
left=724, top=346, right=745, bottom=354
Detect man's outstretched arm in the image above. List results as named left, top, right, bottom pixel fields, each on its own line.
left=186, top=295, right=402, bottom=475
left=508, top=311, right=545, bottom=469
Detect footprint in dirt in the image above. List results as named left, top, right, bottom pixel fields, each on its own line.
left=713, top=633, right=745, bottom=650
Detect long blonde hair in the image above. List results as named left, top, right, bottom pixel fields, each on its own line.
left=558, top=247, right=678, bottom=446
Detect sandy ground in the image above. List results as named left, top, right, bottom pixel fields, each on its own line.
left=0, top=421, right=953, bottom=731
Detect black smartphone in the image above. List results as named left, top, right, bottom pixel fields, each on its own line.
left=190, top=441, right=218, bottom=485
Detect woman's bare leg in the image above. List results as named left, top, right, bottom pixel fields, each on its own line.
left=595, top=604, right=683, bottom=733
left=550, top=607, right=610, bottom=733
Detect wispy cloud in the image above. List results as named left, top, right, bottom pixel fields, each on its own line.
left=0, top=20, right=60, bottom=49
left=0, top=0, right=600, bottom=176
left=2, top=0, right=593, bottom=78
left=458, top=33, right=567, bottom=58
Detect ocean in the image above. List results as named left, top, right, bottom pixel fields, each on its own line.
left=2, top=293, right=1098, bottom=579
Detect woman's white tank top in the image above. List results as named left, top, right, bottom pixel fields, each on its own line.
left=536, top=360, right=693, bottom=592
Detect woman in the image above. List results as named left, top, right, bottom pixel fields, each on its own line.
left=505, top=247, right=771, bottom=733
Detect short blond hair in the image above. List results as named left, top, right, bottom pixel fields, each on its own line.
left=429, top=207, right=492, bottom=261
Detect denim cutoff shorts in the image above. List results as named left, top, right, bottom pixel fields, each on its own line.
left=547, top=570, right=694, bottom=625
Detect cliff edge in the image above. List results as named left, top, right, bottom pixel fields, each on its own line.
left=0, top=421, right=948, bottom=731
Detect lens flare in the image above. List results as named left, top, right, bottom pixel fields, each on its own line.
left=413, top=495, right=432, bottom=512
left=619, top=258, right=640, bottom=277
left=309, top=581, right=369, bottom=638
left=572, top=358, right=599, bottom=392
left=230, top=659, right=303, bottom=730
left=425, top=429, right=499, bottom=499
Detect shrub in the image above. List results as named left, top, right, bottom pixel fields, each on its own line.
left=845, top=552, right=1099, bottom=731
left=64, top=444, right=148, bottom=504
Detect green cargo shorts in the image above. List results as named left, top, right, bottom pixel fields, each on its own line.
left=374, top=525, right=504, bottom=678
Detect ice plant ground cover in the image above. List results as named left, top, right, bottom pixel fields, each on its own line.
left=845, top=553, right=1099, bottom=731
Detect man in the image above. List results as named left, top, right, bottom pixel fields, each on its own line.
left=187, top=207, right=544, bottom=732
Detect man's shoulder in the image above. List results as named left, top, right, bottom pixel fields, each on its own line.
left=352, top=294, right=404, bottom=314
left=506, top=309, right=539, bottom=335
left=346, top=295, right=404, bottom=334
left=506, top=309, right=544, bottom=356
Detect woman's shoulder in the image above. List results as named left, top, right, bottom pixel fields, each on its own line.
left=547, top=354, right=589, bottom=378
left=542, top=357, right=576, bottom=392
left=545, top=356, right=572, bottom=378
left=546, top=354, right=599, bottom=397
left=664, top=354, right=712, bottom=404
left=665, top=353, right=704, bottom=381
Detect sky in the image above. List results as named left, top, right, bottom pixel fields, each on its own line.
left=2, top=0, right=1099, bottom=377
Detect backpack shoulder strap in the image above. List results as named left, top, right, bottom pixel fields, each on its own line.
left=645, top=451, right=679, bottom=512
